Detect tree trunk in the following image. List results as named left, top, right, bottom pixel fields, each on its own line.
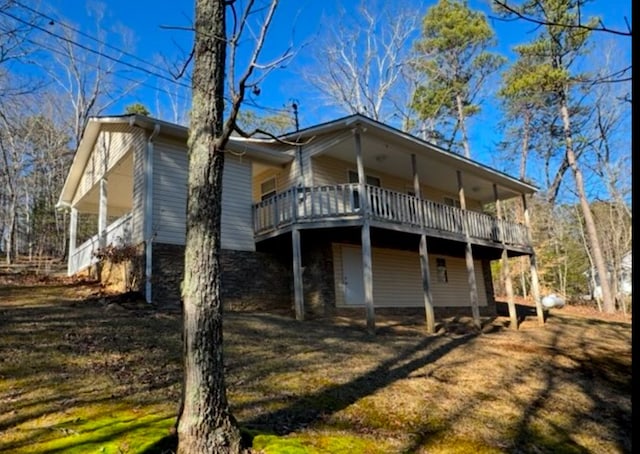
left=559, top=93, right=615, bottom=313
left=455, top=94, right=471, bottom=158
left=177, top=0, right=242, bottom=452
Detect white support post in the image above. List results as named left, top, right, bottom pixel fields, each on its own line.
left=412, top=154, right=435, bottom=333
left=457, top=170, right=481, bottom=329
left=522, top=194, right=545, bottom=326
left=494, top=184, right=518, bottom=329
left=292, top=227, right=304, bottom=321
left=98, top=178, right=108, bottom=249
left=354, top=128, right=375, bottom=334
left=68, top=207, right=78, bottom=276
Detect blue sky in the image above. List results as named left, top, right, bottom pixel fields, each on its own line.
left=14, top=0, right=633, bottom=187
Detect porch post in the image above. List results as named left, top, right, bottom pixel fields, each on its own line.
left=355, top=128, right=375, bottom=334
left=68, top=207, right=77, bottom=276
left=98, top=178, right=108, bottom=248
left=412, top=154, right=435, bottom=333
left=522, top=194, right=545, bottom=326
left=494, top=184, right=518, bottom=329
left=292, top=227, right=305, bottom=320
left=457, top=170, right=481, bottom=329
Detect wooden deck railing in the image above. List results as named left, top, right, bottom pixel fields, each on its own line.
left=254, top=184, right=530, bottom=248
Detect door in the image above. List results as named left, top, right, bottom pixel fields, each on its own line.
left=342, top=247, right=364, bottom=305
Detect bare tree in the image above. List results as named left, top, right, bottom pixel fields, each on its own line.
left=304, top=1, right=422, bottom=127
left=177, top=0, right=290, bottom=451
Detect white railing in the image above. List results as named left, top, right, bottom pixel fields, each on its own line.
left=68, top=213, right=133, bottom=275
left=254, top=185, right=530, bottom=247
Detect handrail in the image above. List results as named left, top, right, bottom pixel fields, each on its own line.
left=253, top=184, right=530, bottom=247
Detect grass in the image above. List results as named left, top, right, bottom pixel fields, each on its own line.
left=0, top=272, right=632, bottom=453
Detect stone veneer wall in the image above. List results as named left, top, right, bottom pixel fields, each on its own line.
left=150, top=243, right=292, bottom=313
left=480, top=258, right=497, bottom=316
left=301, top=238, right=335, bottom=318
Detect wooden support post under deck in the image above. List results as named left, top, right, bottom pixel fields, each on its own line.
left=292, top=227, right=304, bottom=321
left=355, top=128, right=375, bottom=333
left=412, top=154, right=435, bottom=333
left=494, top=184, right=518, bottom=329
left=522, top=194, right=545, bottom=326
left=457, top=170, right=481, bottom=329
left=98, top=178, right=108, bottom=248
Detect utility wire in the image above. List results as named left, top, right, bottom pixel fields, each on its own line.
left=0, top=8, right=192, bottom=89
left=20, top=35, right=192, bottom=103
left=12, top=0, right=191, bottom=83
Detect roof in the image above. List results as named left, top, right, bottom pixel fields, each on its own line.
left=57, top=114, right=293, bottom=208
left=282, top=113, right=538, bottom=196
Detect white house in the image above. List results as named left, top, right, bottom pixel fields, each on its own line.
left=57, top=113, right=542, bottom=330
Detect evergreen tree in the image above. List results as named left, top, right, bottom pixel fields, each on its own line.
left=411, top=0, right=504, bottom=157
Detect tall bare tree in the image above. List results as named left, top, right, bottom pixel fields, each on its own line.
left=304, top=1, right=422, bottom=128
left=178, top=0, right=289, bottom=451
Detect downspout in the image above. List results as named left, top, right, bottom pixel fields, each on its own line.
left=144, top=123, right=161, bottom=303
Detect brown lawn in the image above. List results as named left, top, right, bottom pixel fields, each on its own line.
left=0, top=269, right=632, bottom=453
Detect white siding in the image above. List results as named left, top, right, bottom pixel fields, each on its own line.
left=221, top=155, right=255, bottom=251
left=312, top=155, right=484, bottom=210
left=152, top=142, right=255, bottom=250
left=332, top=243, right=487, bottom=308
left=153, top=141, right=188, bottom=244
left=73, top=125, right=143, bottom=204
left=131, top=133, right=146, bottom=244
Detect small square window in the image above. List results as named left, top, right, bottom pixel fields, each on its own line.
left=436, top=258, right=448, bottom=283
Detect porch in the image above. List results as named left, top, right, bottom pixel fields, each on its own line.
left=68, top=212, right=133, bottom=275
left=254, top=184, right=531, bottom=252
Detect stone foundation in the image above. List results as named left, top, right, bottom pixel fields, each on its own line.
left=149, top=243, right=292, bottom=313
left=301, top=236, right=335, bottom=318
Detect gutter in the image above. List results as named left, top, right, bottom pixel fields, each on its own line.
left=144, top=123, right=161, bottom=304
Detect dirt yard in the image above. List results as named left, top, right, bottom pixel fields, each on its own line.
left=0, top=270, right=632, bottom=453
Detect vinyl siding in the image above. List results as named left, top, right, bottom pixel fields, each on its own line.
left=152, top=140, right=188, bottom=244
left=73, top=125, right=143, bottom=204
left=131, top=132, right=146, bottom=244
left=312, top=155, right=483, bottom=211
left=152, top=141, right=255, bottom=250
left=221, top=155, right=255, bottom=251
left=333, top=243, right=487, bottom=308
left=252, top=161, right=295, bottom=202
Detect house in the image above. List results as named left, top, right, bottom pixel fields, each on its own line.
left=57, top=113, right=543, bottom=331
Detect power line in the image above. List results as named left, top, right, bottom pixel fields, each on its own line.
left=20, top=35, right=192, bottom=104
left=0, top=8, right=192, bottom=89
left=12, top=0, right=190, bottom=83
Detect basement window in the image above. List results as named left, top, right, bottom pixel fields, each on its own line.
left=436, top=258, right=448, bottom=283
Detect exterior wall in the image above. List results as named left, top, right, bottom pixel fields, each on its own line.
left=252, top=161, right=296, bottom=202
left=332, top=243, right=488, bottom=308
left=150, top=243, right=291, bottom=312
left=311, top=155, right=484, bottom=211
left=302, top=236, right=335, bottom=318
left=73, top=125, right=145, bottom=205
left=152, top=140, right=255, bottom=250
left=221, top=156, right=256, bottom=251
left=131, top=130, right=146, bottom=244
left=152, top=139, right=188, bottom=244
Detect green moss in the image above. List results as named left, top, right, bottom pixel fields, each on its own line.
left=6, top=406, right=175, bottom=453
left=253, top=433, right=389, bottom=454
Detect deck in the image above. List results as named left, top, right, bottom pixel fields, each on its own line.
left=254, top=184, right=531, bottom=250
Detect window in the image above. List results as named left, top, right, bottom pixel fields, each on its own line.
left=436, top=258, right=448, bottom=283
left=260, top=177, right=277, bottom=201
left=348, top=171, right=380, bottom=211
left=443, top=196, right=461, bottom=208
left=348, top=170, right=381, bottom=187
